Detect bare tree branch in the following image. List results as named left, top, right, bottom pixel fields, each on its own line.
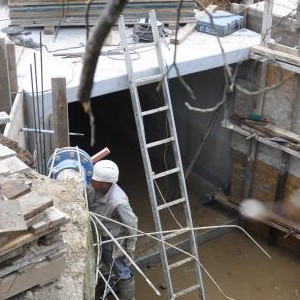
left=78, top=0, right=128, bottom=115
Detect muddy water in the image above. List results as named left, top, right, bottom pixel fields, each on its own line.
left=135, top=231, right=300, bottom=300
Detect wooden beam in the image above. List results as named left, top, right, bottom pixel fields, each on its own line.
left=5, top=42, right=18, bottom=102
left=252, top=45, right=300, bottom=68
left=51, top=77, right=70, bottom=149
left=261, top=0, right=274, bottom=46
left=251, top=52, right=300, bottom=74
left=170, top=23, right=195, bottom=45
left=222, top=120, right=300, bottom=158
left=0, top=38, right=12, bottom=114
left=213, top=193, right=300, bottom=237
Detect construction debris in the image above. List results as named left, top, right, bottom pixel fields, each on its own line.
left=0, top=181, right=69, bottom=299
left=0, top=143, right=88, bottom=299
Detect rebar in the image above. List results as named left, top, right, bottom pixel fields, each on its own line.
left=89, top=213, right=161, bottom=296
left=33, top=53, right=44, bottom=174
left=30, top=65, right=40, bottom=173
left=40, top=32, right=47, bottom=174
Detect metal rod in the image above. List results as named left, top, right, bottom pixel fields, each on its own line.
left=34, top=53, right=44, bottom=174
left=40, top=32, right=47, bottom=174
left=21, top=128, right=84, bottom=136
left=30, top=65, right=40, bottom=173
left=89, top=213, right=161, bottom=296
left=48, top=148, right=58, bottom=177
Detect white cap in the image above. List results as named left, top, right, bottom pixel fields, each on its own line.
left=92, top=160, right=119, bottom=183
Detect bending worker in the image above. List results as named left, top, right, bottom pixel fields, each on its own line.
left=87, top=160, right=138, bottom=300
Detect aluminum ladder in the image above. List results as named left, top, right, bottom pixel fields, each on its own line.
left=118, top=11, right=205, bottom=300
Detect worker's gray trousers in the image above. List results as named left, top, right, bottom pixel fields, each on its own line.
left=101, top=241, right=132, bottom=280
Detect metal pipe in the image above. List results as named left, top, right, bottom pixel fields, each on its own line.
left=30, top=65, right=40, bottom=173
left=21, top=127, right=84, bottom=136
left=34, top=53, right=44, bottom=174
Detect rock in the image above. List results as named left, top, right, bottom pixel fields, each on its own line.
left=25, top=291, right=33, bottom=299
left=55, top=283, right=64, bottom=289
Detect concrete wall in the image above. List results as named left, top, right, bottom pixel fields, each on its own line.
left=24, top=65, right=242, bottom=189
left=230, top=63, right=300, bottom=222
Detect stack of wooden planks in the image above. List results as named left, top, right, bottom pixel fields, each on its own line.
left=8, top=0, right=196, bottom=27
left=0, top=144, right=69, bottom=299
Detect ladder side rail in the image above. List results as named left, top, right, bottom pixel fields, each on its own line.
left=118, top=15, right=175, bottom=297
left=149, top=11, right=206, bottom=300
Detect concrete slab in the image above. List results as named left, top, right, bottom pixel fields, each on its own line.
left=13, top=26, right=260, bottom=103
left=0, top=2, right=261, bottom=103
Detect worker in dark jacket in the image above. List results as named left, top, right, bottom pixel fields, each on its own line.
left=87, top=160, right=138, bottom=300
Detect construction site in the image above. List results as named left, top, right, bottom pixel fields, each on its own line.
left=0, top=0, right=300, bottom=299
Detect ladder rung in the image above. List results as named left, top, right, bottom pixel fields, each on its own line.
left=146, top=137, right=174, bottom=149
left=129, top=41, right=156, bottom=51
left=163, top=230, right=185, bottom=240
left=135, top=74, right=163, bottom=86
left=141, top=105, right=169, bottom=116
left=173, top=284, right=201, bottom=298
left=168, top=257, right=194, bottom=270
left=153, top=167, right=180, bottom=179
left=157, top=198, right=185, bottom=210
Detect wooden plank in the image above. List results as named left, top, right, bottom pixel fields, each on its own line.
left=25, top=212, right=46, bottom=228
left=263, top=123, right=300, bottom=143
left=0, top=245, right=24, bottom=264
left=51, top=77, right=70, bottom=148
left=0, top=226, right=59, bottom=257
left=43, top=26, right=55, bottom=35
left=0, top=201, right=27, bottom=234
left=0, top=156, right=29, bottom=176
left=170, top=23, right=195, bottom=45
left=5, top=42, right=18, bottom=102
left=0, top=144, right=15, bottom=160
left=3, top=89, right=27, bottom=149
left=18, top=191, right=53, bottom=220
left=268, top=42, right=298, bottom=56
left=30, top=206, right=69, bottom=233
left=0, top=38, right=12, bottom=114
left=222, top=120, right=300, bottom=158
left=0, top=239, right=65, bottom=277
left=0, top=256, right=65, bottom=299
left=1, top=178, right=31, bottom=199
left=251, top=52, right=300, bottom=74
left=213, top=193, right=300, bottom=235
left=252, top=45, right=300, bottom=68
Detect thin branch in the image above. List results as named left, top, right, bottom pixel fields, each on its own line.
left=78, top=0, right=128, bottom=146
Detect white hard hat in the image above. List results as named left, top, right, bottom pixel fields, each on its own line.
left=92, top=160, right=119, bottom=183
